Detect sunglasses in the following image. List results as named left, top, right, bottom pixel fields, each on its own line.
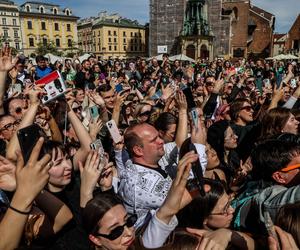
left=240, top=106, right=253, bottom=112
left=246, top=80, right=255, bottom=84
left=281, top=163, right=300, bottom=172
left=139, top=110, right=152, bottom=117
left=95, top=214, right=137, bottom=240
left=0, top=119, right=21, bottom=132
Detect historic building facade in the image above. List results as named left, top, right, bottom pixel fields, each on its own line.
left=0, top=0, right=22, bottom=50
left=181, top=0, right=213, bottom=60
left=78, top=12, right=146, bottom=59
left=19, top=1, right=78, bottom=56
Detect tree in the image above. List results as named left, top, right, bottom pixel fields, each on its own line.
left=35, top=41, right=63, bottom=56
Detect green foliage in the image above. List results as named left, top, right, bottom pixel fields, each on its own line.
left=35, top=41, right=63, bottom=56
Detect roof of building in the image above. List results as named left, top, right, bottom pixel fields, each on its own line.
left=19, top=1, right=74, bottom=17
left=93, top=18, right=145, bottom=29
left=0, top=0, right=15, bottom=5
left=288, top=14, right=300, bottom=34
left=274, top=33, right=287, bottom=43
left=250, top=5, right=275, bottom=22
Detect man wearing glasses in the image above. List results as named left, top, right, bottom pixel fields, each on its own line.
left=0, top=115, right=19, bottom=142
left=233, top=139, right=300, bottom=234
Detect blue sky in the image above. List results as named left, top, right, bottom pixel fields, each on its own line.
left=15, top=0, right=299, bottom=33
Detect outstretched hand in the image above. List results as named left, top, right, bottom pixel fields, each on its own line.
left=0, top=46, right=18, bottom=72
left=156, top=151, right=198, bottom=224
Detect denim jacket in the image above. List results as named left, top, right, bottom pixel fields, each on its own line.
left=232, top=180, right=300, bottom=234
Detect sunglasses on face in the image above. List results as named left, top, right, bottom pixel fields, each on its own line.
left=95, top=214, right=137, bottom=241
left=281, top=163, right=300, bottom=172
left=240, top=106, right=253, bottom=112
left=246, top=80, right=255, bottom=84
left=0, top=119, right=21, bottom=132
left=139, top=110, right=152, bottom=117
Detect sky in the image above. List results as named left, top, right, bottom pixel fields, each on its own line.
left=14, top=0, right=299, bottom=33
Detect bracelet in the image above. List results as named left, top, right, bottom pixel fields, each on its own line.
left=8, top=205, right=31, bottom=215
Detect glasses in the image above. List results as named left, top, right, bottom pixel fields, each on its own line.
left=281, top=163, right=300, bottom=172
left=0, top=119, right=21, bottom=132
left=210, top=196, right=233, bottom=216
left=206, top=82, right=214, bottom=86
left=95, top=214, right=137, bottom=240
left=139, top=110, right=152, bottom=117
left=246, top=80, right=255, bottom=84
left=240, top=106, right=253, bottom=112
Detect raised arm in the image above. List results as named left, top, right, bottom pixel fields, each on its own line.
left=0, top=138, right=51, bottom=250
left=0, top=47, right=18, bottom=115
left=66, top=92, right=92, bottom=170
left=175, top=91, right=188, bottom=148
left=6, top=88, right=41, bottom=161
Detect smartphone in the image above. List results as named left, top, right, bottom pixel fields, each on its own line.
left=186, top=144, right=205, bottom=197
left=90, top=105, right=99, bottom=119
left=291, top=78, right=297, bottom=89
left=182, top=87, right=196, bottom=109
left=190, top=108, right=198, bottom=129
left=17, top=124, right=45, bottom=164
left=90, top=139, right=105, bottom=160
left=11, top=83, right=22, bottom=93
left=106, top=120, right=122, bottom=143
left=115, top=84, right=123, bottom=93
left=264, top=210, right=280, bottom=249
left=151, top=90, right=162, bottom=100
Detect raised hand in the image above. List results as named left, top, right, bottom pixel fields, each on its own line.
left=79, top=151, right=102, bottom=207
left=14, top=138, right=51, bottom=206
left=89, top=117, right=103, bottom=140
left=99, top=162, right=114, bottom=191
left=88, top=91, right=105, bottom=108
left=176, top=90, right=188, bottom=111
left=0, top=46, right=18, bottom=72
left=156, top=151, right=198, bottom=224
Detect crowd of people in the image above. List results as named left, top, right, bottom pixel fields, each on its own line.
left=1, top=46, right=300, bottom=249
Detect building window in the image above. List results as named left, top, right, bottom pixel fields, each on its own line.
left=114, top=45, right=117, bottom=50
left=108, top=37, right=111, bottom=42
left=3, top=30, right=8, bottom=38
left=113, top=31, right=117, bottom=36
left=114, top=38, right=117, bottom=43
left=68, top=39, right=72, bottom=47
left=109, top=45, right=111, bottom=51
left=15, top=42, right=20, bottom=50
left=66, top=10, right=70, bottom=16
left=54, top=23, right=59, bottom=31
left=42, top=38, right=47, bottom=46
left=130, top=32, right=133, bottom=37
left=27, top=20, right=32, bottom=29
left=123, top=46, right=126, bottom=51
left=29, top=37, right=34, bottom=47
left=53, top=8, right=57, bottom=15
left=55, top=38, right=60, bottom=47
left=41, top=22, right=46, bottom=30
left=123, top=38, right=126, bottom=44
left=2, top=18, right=6, bottom=25
left=26, top=5, right=30, bottom=12
left=67, top=24, right=71, bottom=32
left=40, top=6, right=44, bottom=14
left=12, top=19, right=16, bottom=26
left=108, top=30, right=111, bottom=36
left=123, top=31, right=126, bottom=37
left=14, top=30, right=18, bottom=38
